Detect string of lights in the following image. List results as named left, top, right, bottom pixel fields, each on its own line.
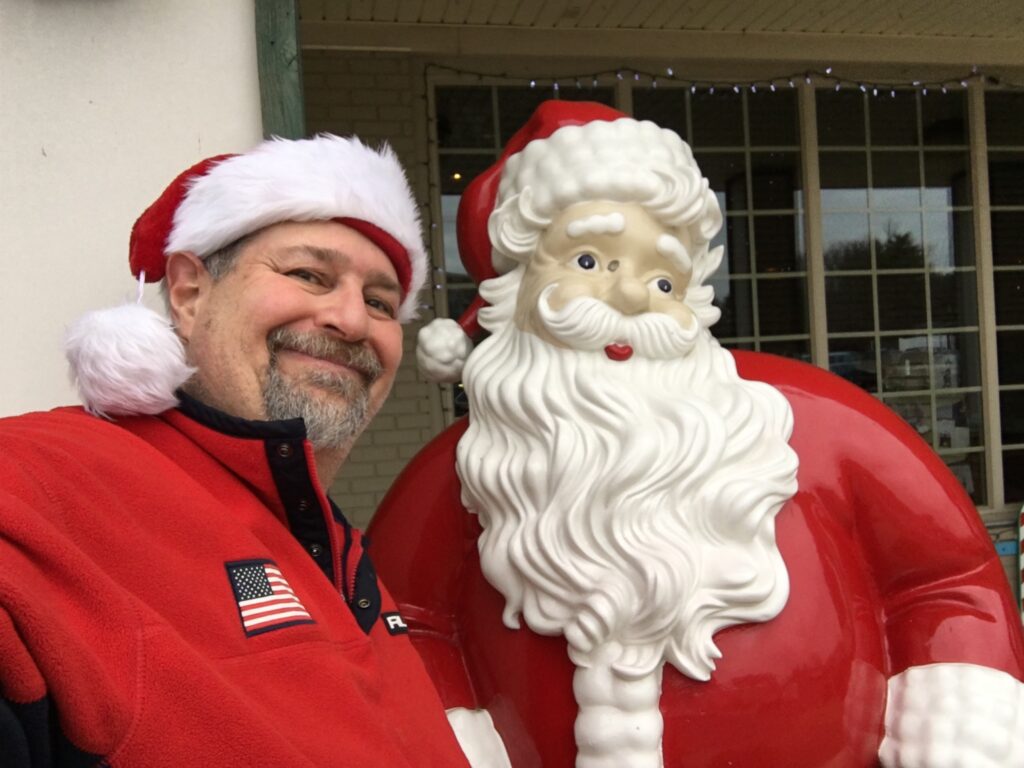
left=425, top=62, right=1024, bottom=96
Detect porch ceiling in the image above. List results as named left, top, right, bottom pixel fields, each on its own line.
left=298, top=1, right=1024, bottom=67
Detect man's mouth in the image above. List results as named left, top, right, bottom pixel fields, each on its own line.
left=604, top=343, right=634, bottom=361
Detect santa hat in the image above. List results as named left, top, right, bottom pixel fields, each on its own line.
left=416, top=100, right=721, bottom=382
left=66, top=134, right=427, bottom=417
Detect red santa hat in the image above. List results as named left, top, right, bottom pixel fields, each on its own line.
left=66, top=134, right=427, bottom=417
left=454, top=100, right=627, bottom=338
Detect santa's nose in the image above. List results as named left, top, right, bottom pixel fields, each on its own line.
left=609, top=275, right=649, bottom=315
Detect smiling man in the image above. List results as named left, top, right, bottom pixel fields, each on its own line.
left=0, top=136, right=469, bottom=766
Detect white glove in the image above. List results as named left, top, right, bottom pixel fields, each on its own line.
left=417, top=318, right=473, bottom=383
left=879, top=663, right=1024, bottom=767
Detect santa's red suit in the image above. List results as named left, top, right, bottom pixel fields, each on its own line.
left=369, top=351, right=1024, bottom=767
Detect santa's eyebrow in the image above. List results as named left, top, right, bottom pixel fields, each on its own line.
left=656, top=234, right=693, bottom=272
left=566, top=212, right=626, bottom=238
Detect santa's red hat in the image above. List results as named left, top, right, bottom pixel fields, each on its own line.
left=66, top=134, right=427, bottom=417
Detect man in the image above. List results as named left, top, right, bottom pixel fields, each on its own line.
left=371, top=102, right=1024, bottom=767
left=0, top=135, right=469, bottom=766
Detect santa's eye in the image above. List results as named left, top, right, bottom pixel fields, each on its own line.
left=653, top=277, right=673, bottom=294
left=575, top=253, right=597, bottom=270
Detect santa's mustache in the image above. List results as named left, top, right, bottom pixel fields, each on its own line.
left=267, top=328, right=383, bottom=383
left=536, top=285, right=700, bottom=360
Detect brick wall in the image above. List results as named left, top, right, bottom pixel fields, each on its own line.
left=303, top=50, right=441, bottom=528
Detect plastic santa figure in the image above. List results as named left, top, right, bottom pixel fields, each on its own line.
left=369, top=101, right=1024, bottom=767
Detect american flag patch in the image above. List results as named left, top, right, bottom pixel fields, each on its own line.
left=226, top=559, right=314, bottom=637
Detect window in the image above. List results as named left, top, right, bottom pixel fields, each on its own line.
left=430, top=80, right=1020, bottom=517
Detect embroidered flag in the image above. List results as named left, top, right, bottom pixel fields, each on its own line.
left=226, top=559, right=314, bottom=637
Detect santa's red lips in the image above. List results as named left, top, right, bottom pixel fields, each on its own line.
left=604, top=343, right=634, bottom=361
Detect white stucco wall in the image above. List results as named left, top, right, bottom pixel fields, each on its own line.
left=0, top=0, right=262, bottom=417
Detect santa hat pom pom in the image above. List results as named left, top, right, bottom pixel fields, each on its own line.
left=416, top=318, right=473, bottom=383
left=64, top=303, right=195, bottom=418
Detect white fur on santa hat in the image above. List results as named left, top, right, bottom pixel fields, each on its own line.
left=167, top=135, right=427, bottom=322
left=64, top=303, right=194, bottom=418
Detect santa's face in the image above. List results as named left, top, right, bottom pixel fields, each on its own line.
left=513, top=201, right=696, bottom=354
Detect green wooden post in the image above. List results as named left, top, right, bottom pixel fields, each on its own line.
left=255, top=0, right=305, bottom=139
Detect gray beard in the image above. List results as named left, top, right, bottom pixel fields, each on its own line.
left=262, top=363, right=370, bottom=452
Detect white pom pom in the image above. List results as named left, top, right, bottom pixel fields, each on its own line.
left=64, top=303, right=195, bottom=418
left=417, top=318, right=473, bottom=383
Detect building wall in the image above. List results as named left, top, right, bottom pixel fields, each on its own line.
left=0, top=0, right=262, bottom=417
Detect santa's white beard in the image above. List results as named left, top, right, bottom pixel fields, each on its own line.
left=456, top=271, right=799, bottom=683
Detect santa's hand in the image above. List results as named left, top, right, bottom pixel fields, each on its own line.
left=879, top=663, right=1024, bottom=767
left=417, top=318, right=473, bottom=383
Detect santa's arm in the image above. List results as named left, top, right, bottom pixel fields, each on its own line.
left=770, top=357, right=1024, bottom=766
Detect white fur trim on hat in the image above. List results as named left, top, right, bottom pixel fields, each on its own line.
left=168, top=135, right=427, bottom=321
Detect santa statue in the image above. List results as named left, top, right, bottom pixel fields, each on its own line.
left=369, top=101, right=1024, bottom=767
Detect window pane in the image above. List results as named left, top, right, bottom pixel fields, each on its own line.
left=826, top=275, right=874, bottom=332
left=754, top=215, right=803, bottom=272
left=497, top=87, right=547, bottom=143
left=557, top=86, right=615, bottom=106
left=750, top=152, right=801, bottom=210
left=947, top=453, right=985, bottom=505
left=817, top=90, right=866, bottom=146
left=988, top=152, right=1024, bottom=205
left=710, top=277, right=753, bottom=338
left=437, top=87, right=495, bottom=148
left=445, top=286, right=478, bottom=322
left=878, top=274, right=927, bottom=330
left=691, top=89, right=744, bottom=147
left=439, top=153, right=495, bottom=195
left=748, top=89, right=798, bottom=146
left=697, top=152, right=747, bottom=211
left=870, top=90, right=918, bottom=146
left=997, top=331, right=1024, bottom=384
left=873, top=213, right=924, bottom=269
left=991, top=212, right=1024, bottom=267
left=884, top=394, right=933, bottom=442
left=932, top=333, right=981, bottom=388
left=871, top=151, right=921, bottom=209
left=923, top=151, right=972, bottom=207
left=820, top=151, right=868, bottom=210
left=925, top=210, right=974, bottom=269
left=823, top=213, right=871, bottom=270
left=633, top=88, right=688, bottom=138
left=922, top=91, right=968, bottom=146
left=986, top=91, right=1024, bottom=147
left=1003, top=449, right=1024, bottom=503
left=759, top=338, right=809, bottom=360
left=936, top=392, right=983, bottom=447
left=757, top=277, right=808, bottom=335
left=881, top=335, right=930, bottom=391
left=994, top=272, right=1024, bottom=325
left=827, top=336, right=877, bottom=392
left=712, top=215, right=751, bottom=276
left=1000, top=391, right=1024, bottom=445
left=930, top=271, right=977, bottom=328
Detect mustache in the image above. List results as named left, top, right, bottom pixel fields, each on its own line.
left=536, top=285, right=699, bottom=360
left=267, top=328, right=383, bottom=383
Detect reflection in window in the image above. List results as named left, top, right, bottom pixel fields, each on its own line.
left=818, top=88, right=983, bottom=503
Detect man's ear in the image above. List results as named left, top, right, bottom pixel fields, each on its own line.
left=164, top=251, right=209, bottom=342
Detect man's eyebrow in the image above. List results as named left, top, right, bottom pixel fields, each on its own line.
left=282, top=245, right=401, bottom=294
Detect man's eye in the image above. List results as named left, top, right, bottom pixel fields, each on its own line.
left=652, top=277, right=673, bottom=294
left=288, top=269, right=324, bottom=285
left=366, top=297, right=396, bottom=319
left=575, top=253, right=597, bottom=270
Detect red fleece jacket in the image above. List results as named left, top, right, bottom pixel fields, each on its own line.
left=0, top=395, right=469, bottom=767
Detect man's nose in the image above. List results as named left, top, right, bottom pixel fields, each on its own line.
left=315, top=285, right=370, bottom=340
left=608, top=274, right=650, bottom=315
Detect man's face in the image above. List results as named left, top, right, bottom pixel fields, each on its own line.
left=514, top=201, right=695, bottom=351
left=175, top=220, right=403, bottom=444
